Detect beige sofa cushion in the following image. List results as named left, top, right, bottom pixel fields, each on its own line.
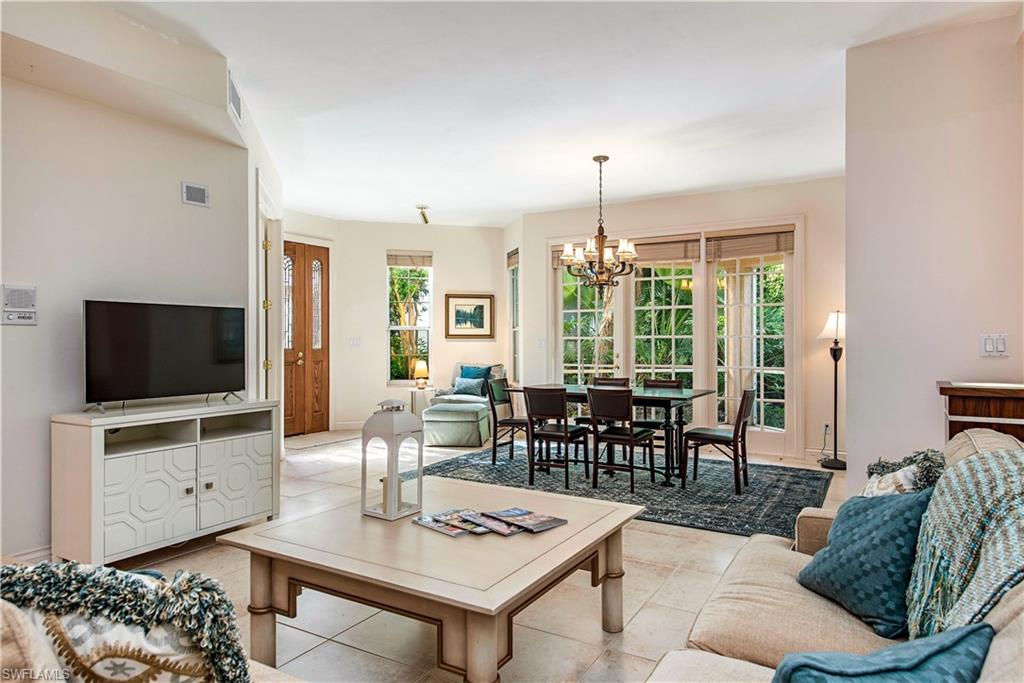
left=648, top=650, right=774, bottom=682
left=0, top=600, right=63, bottom=675
left=945, top=428, right=1023, bottom=467
left=686, top=535, right=899, bottom=669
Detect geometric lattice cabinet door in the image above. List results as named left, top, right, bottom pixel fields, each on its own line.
left=103, top=447, right=198, bottom=558
left=198, top=434, right=273, bottom=530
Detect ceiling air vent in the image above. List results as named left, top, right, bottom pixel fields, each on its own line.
left=181, top=182, right=210, bottom=207
left=228, top=72, right=242, bottom=122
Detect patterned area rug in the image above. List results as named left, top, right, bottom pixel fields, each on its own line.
left=424, top=442, right=833, bottom=537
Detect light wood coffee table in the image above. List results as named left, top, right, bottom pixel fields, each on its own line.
left=218, top=476, right=644, bottom=682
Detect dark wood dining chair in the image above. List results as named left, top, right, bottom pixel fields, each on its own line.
left=486, top=378, right=530, bottom=464
left=682, top=389, right=755, bottom=494
left=587, top=387, right=656, bottom=494
left=574, top=376, right=631, bottom=460
left=524, top=386, right=591, bottom=488
left=633, top=377, right=683, bottom=467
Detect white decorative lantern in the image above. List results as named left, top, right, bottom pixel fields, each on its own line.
left=361, top=399, right=423, bottom=520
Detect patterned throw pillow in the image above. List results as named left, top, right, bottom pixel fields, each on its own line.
left=1, top=562, right=249, bottom=682
left=453, top=376, right=486, bottom=396
left=859, top=464, right=919, bottom=496
left=459, top=365, right=492, bottom=381
left=797, top=488, right=934, bottom=638
left=867, top=449, right=945, bottom=490
left=772, top=623, right=994, bottom=683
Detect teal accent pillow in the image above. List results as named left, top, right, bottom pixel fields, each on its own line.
left=460, top=365, right=492, bottom=381
left=453, top=377, right=485, bottom=396
left=797, top=488, right=934, bottom=638
left=772, top=623, right=994, bottom=683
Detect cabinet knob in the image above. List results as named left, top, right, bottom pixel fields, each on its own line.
left=204, top=481, right=214, bottom=490
left=184, top=486, right=194, bottom=496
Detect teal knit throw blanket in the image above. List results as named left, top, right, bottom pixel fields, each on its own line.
left=906, top=448, right=1024, bottom=638
left=0, top=561, right=250, bottom=682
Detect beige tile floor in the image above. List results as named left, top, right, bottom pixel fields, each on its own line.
left=118, top=435, right=847, bottom=683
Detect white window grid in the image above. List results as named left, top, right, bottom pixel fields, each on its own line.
left=632, top=261, right=695, bottom=389
left=715, top=254, right=785, bottom=431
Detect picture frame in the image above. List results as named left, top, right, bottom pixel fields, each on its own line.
left=444, top=293, right=495, bottom=339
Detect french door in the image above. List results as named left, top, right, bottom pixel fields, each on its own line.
left=282, top=241, right=330, bottom=436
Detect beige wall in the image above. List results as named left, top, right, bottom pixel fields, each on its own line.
left=506, top=176, right=845, bottom=457
left=846, top=14, right=1023, bottom=491
left=0, top=79, right=250, bottom=557
left=282, top=211, right=508, bottom=427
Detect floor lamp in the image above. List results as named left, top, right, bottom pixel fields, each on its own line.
left=817, top=310, right=846, bottom=470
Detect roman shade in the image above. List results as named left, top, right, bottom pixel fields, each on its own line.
left=506, top=248, right=519, bottom=268
left=633, top=236, right=701, bottom=262
left=706, top=225, right=795, bottom=261
left=386, top=250, right=432, bottom=267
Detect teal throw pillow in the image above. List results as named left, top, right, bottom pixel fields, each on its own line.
left=453, top=377, right=485, bottom=396
left=772, top=623, right=994, bottom=683
left=460, top=365, right=492, bottom=381
left=797, top=487, right=934, bottom=638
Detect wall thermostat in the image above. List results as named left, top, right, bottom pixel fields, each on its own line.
left=2, top=284, right=37, bottom=325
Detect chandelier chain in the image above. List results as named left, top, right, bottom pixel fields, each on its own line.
left=597, top=158, right=604, bottom=231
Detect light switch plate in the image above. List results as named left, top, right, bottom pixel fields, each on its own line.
left=979, top=333, right=1009, bottom=358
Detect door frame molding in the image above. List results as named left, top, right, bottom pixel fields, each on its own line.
left=544, top=213, right=805, bottom=458
left=282, top=231, right=337, bottom=436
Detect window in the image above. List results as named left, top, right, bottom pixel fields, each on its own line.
left=560, top=268, right=615, bottom=385
left=282, top=254, right=294, bottom=349
left=633, top=262, right=695, bottom=388
left=387, top=252, right=432, bottom=382
left=507, top=249, right=521, bottom=383
left=716, top=254, right=785, bottom=430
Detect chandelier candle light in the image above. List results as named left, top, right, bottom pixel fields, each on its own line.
left=560, top=155, right=638, bottom=298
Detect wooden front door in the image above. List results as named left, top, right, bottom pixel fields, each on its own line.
left=283, top=241, right=330, bottom=436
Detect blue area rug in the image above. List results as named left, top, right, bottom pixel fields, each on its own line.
left=424, top=442, right=833, bottom=537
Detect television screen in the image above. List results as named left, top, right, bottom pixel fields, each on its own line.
left=84, top=300, right=245, bottom=404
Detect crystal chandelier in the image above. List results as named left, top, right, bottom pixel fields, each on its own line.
left=560, top=155, right=637, bottom=298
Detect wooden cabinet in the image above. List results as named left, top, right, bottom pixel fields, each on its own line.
left=937, top=381, right=1024, bottom=441
left=52, top=400, right=280, bottom=564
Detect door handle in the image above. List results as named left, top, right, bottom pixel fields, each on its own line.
left=297, top=359, right=304, bottom=366
left=297, top=351, right=304, bottom=358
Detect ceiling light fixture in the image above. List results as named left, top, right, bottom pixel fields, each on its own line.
left=416, top=204, right=430, bottom=224
left=560, top=155, right=637, bottom=299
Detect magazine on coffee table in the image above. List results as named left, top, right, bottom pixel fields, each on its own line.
left=482, top=507, right=568, bottom=533
left=412, top=515, right=468, bottom=537
left=432, top=508, right=491, bottom=535
left=458, top=511, right=523, bottom=536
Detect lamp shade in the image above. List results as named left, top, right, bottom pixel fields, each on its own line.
left=817, top=311, right=846, bottom=340
left=413, top=359, right=429, bottom=379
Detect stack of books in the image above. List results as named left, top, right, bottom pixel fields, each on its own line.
left=412, top=507, right=567, bottom=537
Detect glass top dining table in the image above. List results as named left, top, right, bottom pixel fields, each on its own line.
left=505, top=384, right=715, bottom=486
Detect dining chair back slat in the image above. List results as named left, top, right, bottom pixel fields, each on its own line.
left=592, top=376, right=630, bottom=388
left=524, top=386, right=568, bottom=422
left=733, top=388, right=755, bottom=441
left=587, top=387, right=634, bottom=424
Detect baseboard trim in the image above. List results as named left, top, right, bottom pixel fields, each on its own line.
left=333, top=421, right=363, bottom=431
left=9, top=545, right=52, bottom=564
left=803, top=448, right=847, bottom=462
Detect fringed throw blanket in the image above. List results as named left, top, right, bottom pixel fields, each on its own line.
left=906, top=448, right=1024, bottom=638
left=0, top=561, right=250, bottom=683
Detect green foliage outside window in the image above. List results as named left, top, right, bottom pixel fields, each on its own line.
left=389, top=266, right=430, bottom=380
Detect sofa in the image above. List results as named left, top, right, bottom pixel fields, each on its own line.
left=647, top=430, right=1024, bottom=682
left=430, top=362, right=506, bottom=407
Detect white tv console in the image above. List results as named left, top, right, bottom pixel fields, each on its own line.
left=51, top=399, right=281, bottom=564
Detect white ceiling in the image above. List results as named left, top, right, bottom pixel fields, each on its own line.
left=118, top=2, right=1014, bottom=227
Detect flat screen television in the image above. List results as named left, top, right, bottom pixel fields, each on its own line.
left=84, top=300, right=245, bottom=404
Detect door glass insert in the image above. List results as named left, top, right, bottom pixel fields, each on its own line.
left=311, top=259, right=323, bottom=350
left=282, top=254, right=294, bottom=349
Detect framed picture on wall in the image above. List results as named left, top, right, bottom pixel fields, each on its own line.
left=445, top=293, right=495, bottom=339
